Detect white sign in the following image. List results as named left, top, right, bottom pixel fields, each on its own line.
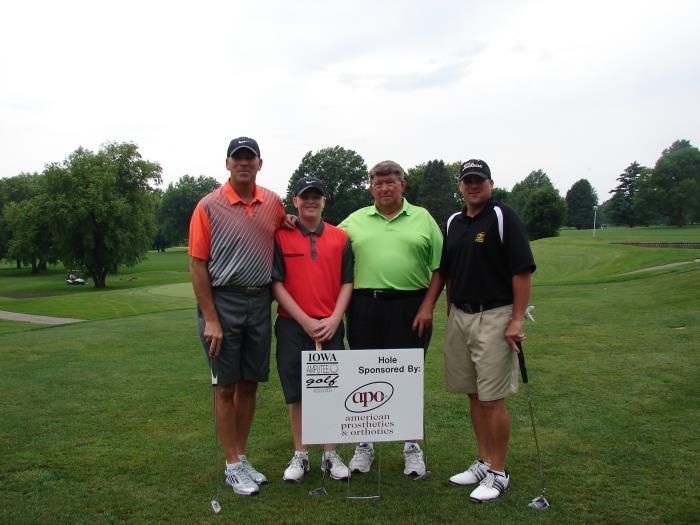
left=301, top=348, right=424, bottom=444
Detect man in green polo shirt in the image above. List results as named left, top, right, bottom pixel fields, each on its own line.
left=338, top=160, right=443, bottom=477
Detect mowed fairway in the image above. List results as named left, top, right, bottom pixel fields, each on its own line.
left=1, top=229, right=698, bottom=524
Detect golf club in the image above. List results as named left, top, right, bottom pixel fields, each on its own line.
left=413, top=435, right=431, bottom=481
left=413, top=357, right=431, bottom=481
left=209, top=357, right=222, bottom=513
left=516, top=341, right=550, bottom=510
left=309, top=460, right=330, bottom=496
left=347, top=443, right=382, bottom=500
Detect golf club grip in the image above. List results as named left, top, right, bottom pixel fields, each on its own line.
left=516, top=341, right=528, bottom=384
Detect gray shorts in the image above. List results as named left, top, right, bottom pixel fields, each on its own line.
left=444, top=304, right=518, bottom=401
left=275, top=315, right=345, bottom=404
left=198, top=287, right=272, bottom=386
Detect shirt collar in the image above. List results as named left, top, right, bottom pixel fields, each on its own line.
left=463, top=198, right=494, bottom=219
left=297, top=220, right=325, bottom=237
left=368, top=198, right=411, bottom=216
left=223, top=182, right=263, bottom=206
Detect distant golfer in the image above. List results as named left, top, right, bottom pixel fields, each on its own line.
left=422, top=159, right=536, bottom=503
left=189, top=137, right=285, bottom=496
left=272, top=176, right=353, bottom=482
left=338, top=160, right=443, bottom=477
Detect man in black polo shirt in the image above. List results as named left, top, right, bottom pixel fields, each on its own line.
left=422, top=159, right=535, bottom=503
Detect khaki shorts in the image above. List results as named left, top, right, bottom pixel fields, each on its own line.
left=444, top=304, right=518, bottom=401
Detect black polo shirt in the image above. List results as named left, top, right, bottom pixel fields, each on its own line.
left=439, top=199, right=535, bottom=306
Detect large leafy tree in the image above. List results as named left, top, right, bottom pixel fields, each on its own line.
left=606, top=161, right=651, bottom=226
left=492, top=187, right=510, bottom=203
left=45, top=142, right=162, bottom=287
left=285, top=146, right=370, bottom=225
left=638, top=140, right=700, bottom=225
left=523, top=186, right=566, bottom=240
left=407, top=160, right=462, bottom=210
left=0, top=172, right=43, bottom=266
left=3, top=181, right=55, bottom=273
left=565, top=179, right=598, bottom=230
left=155, top=174, right=220, bottom=250
left=509, top=169, right=554, bottom=216
left=416, top=159, right=460, bottom=230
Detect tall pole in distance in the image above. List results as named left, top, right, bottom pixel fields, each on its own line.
left=592, top=205, right=598, bottom=237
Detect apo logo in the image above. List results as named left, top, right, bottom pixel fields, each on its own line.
left=345, top=382, right=394, bottom=413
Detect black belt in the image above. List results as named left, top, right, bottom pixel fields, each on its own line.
left=354, top=288, right=426, bottom=299
left=215, top=284, right=269, bottom=296
left=454, top=301, right=510, bottom=314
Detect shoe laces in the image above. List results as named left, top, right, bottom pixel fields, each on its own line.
left=288, top=452, right=308, bottom=469
left=480, top=471, right=508, bottom=491
left=227, top=463, right=255, bottom=485
left=324, top=451, right=343, bottom=467
left=469, top=460, right=485, bottom=475
left=239, top=456, right=262, bottom=475
left=355, top=446, right=373, bottom=458
left=404, top=445, right=424, bottom=462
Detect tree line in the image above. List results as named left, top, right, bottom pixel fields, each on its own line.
left=1, top=139, right=697, bottom=286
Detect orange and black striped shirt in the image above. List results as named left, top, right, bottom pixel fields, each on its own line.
left=189, top=182, right=285, bottom=287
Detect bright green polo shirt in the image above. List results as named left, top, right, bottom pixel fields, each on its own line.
left=338, top=199, right=443, bottom=290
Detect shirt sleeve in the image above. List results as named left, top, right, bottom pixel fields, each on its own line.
left=188, top=203, right=211, bottom=261
left=425, top=212, right=444, bottom=272
left=340, top=238, right=354, bottom=284
left=271, top=237, right=286, bottom=282
left=504, top=207, right=536, bottom=275
left=438, top=232, right=449, bottom=278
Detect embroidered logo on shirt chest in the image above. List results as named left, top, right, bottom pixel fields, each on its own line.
left=474, top=232, right=486, bottom=243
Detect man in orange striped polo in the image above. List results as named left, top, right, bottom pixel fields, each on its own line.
left=189, top=137, right=285, bottom=496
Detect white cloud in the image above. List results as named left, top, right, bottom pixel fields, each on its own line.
left=1, top=0, right=699, bottom=203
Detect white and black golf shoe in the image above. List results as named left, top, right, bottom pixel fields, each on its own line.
left=449, top=459, right=490, bottom=486
left=225, top=464, right=260, bottom=496
left=469, top=470, right=509, bottom=503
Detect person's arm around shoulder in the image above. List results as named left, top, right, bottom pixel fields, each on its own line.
left=190, top=257, right=223, bottom=357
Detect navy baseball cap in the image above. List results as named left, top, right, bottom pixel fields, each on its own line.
left=294, top=176, right=326, bottom=196
left=227, top=137, right=260, bottom=157
left=459, top=159, right=491, bottom=181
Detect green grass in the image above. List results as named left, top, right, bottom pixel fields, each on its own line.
left=1, top=230, right=699, bottom=523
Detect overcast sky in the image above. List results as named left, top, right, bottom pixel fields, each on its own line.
left=1, top=0, right=698, bottom=202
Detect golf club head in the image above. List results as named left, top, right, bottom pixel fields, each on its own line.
left=528, top=495, right=550, bottom=509
left=525, top=305, right=535, bottom=322
left=309, top=486, right=328, bottom=496
left=210, top=500, right=222, bottom=513
left=413, top=470, right=432, bottom=481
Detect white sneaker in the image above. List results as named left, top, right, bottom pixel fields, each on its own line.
left=403, top=443, right=426, bottom=476
left=349, top=444, right=374, bottom=473
left=225, top=463, right=259, bottom=496
left=322, top=451, right=350, bottom=480
left=469, top=470, right=510, bottom=503
left=449, top=459, right=490, bottom=486
left=283, top=451, right=310, bottom=482
left=239, top=455, right=268, bottom=485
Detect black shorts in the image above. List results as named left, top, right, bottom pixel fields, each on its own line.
left=198, top=287, right=272, bottom=386
left=275, top=315, right=345, bottom=404
left=346, top=289, right=431, bottom=352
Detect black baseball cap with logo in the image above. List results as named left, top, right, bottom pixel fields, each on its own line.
left=227, top=137, right=261, bottom=157
left=459, top=159, right=491, bottom=181
left=294, top=176, right=326, bottom=196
